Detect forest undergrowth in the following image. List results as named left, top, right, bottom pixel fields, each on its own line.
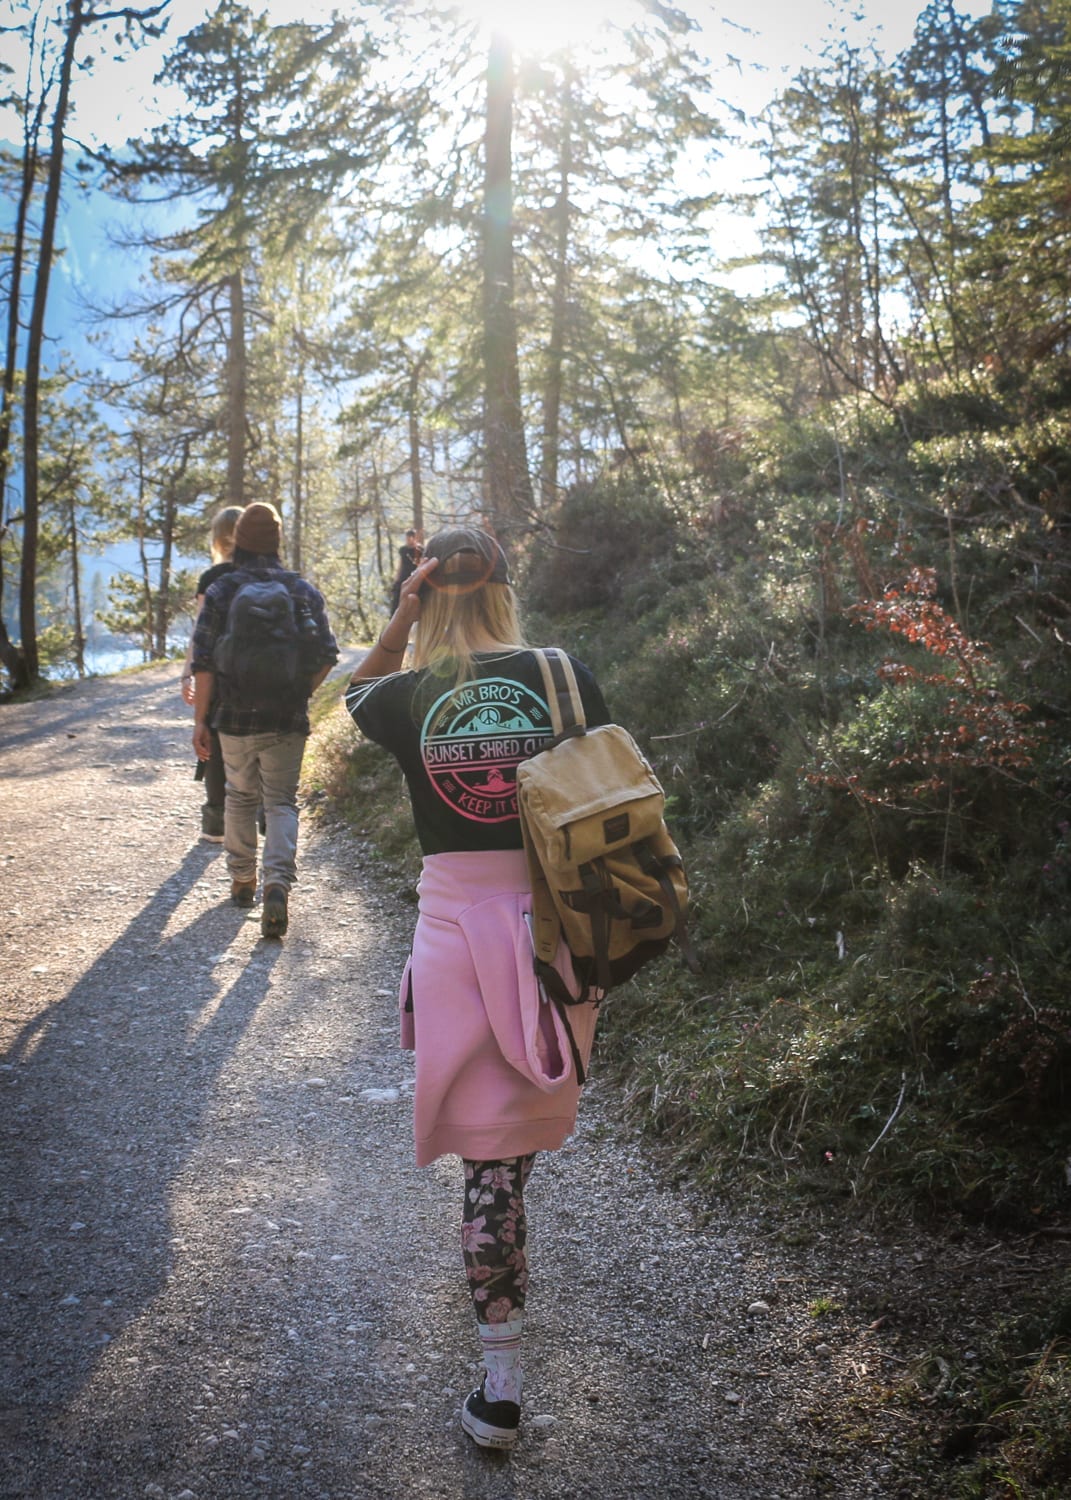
left=303, top=370, right=1071, bottom=1497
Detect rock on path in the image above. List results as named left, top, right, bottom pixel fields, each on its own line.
left=1, top=664, right=953, bottom=1498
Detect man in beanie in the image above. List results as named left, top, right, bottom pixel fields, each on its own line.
left=190, top=501, right=338, bottom=936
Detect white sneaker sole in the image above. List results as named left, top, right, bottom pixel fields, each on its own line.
left=461, top=1401, right=518, bottom=1450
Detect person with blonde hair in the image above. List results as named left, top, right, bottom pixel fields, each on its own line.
left=181, top=505, right=243, bottom=841
left=344, top=524, right=610, bottom=1451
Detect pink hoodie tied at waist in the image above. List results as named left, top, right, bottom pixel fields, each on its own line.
left=401, top=849, right=596, bottom=1093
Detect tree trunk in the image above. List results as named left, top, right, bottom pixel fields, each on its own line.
left=225, top=270, right=247, bottom=507
left=0, top=534, right=29, bottom=690
left=21, top=0, right=84, bottom=682
left=943, top=0, right=991, bottom=155
left=407, top=360, right=424, bottom=534
left=371, top=459, right=389, bottom=590
left=0, top=61, right=47, bottom=691
left=347, top=466, right=373, bottom=639
left=153, top=438, right=188, bottom=658
left=68, top=490, right=85, bottom=676
left=482, top=32, right=533, bottom=541
left=292, top=359, right=304, bottom=574
left=154, top=482, right=176, bottom=659
left=539, top=66, right=574, bottom=512
left=136, top=438, right=154, bottom=658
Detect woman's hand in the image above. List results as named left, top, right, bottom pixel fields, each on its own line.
left=395, top=555, right=439, bottom=623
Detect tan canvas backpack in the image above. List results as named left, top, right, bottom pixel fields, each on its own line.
left=517, top=648, right=699, bottom=1030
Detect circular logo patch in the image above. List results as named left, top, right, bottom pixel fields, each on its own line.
left=420, top=676, right=552, bottom=824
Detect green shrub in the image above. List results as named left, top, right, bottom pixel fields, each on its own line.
left=308, top=464, right=1071, bottom=1232
left=522, top=475, right=682, bottom=617
left=930, top=1273, right=1071, bottom=1497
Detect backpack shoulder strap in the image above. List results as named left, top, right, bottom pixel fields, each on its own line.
left=532, top=647, right=586, bottom=737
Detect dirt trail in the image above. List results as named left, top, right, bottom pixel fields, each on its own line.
left=1, top=662, right=1038, bottom=1500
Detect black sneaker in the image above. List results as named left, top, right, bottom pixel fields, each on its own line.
left=261, top=884, right=289, bottom=938
left=461, top=1383, right=520, bottom=1451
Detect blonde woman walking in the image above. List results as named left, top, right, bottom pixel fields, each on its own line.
left=345, top=525, right=610, bottom=1451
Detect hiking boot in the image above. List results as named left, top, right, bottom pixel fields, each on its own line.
left=230, top=878, right=257, bottom=908
left=201, top=806, right=225, bottom=843
left=261, top=884, right=289, bottom=938
left=461, top=1383, right=520, bottom=1451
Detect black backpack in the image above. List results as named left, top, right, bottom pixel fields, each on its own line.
left=213, top=574, right=318, bottom=709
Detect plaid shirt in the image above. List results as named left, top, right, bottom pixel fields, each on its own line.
left=192, top=561, right=338, bottom=736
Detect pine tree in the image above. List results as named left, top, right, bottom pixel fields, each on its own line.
left=10, top=0, right=165, bottom=683
left=964, top=0, right=1071, bottom=364
left=104, top=0, right=407, bottom=511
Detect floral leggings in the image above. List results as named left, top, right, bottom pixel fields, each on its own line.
left=461, top=1155, right=536, bottom=1324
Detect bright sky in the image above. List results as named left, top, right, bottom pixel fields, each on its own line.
left=4, top=0, right=995, bottom=638
left=61, top=0, right=995, bottom=148
left=3, top=0, right=995, bottom=339
left=451, top=0, right=627, bottom=57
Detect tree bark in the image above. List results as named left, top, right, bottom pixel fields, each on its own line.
left=482, top=32, right=533, bottom=541
left=153, top=482, right=176, bottom=660
left=0, top=529, right=29, bottom=690
left=292, top=354, right=304, bottom=574
left=67, top=488, right=85, bottom=676
left=0, top=46, right=48, bottom=690
left=136, top=437, right=154, bottom=658
left=290, top=257, right=307, bottom=572
left=21, top=0, right=84, bottom=682
left=539, top=65, right=574, bottom=512
left=406, top=358, right=424, bottom=535
left=17, top=0, right=165, bottom=681
left=225, top=270, right=247, bottom=507
left=346, top=466, right=373, bottom=639
left=153, top=437, right=188, bottom=659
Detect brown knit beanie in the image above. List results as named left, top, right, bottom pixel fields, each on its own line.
left=234, top=502, right=283, bottom=556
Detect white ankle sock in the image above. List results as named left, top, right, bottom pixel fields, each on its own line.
left=477, top=1316, right=523, bottom=1405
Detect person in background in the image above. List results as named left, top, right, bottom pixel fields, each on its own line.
left=191, top=502, right=338, bottom=938
left=388, top=527, right=423, bottom=615
left=344, top=524, right=608, bottom=1452
left=181, top=505, right=242, bottom=842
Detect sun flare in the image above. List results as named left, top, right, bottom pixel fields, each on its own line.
left=453, top=0, right=632, bottom=56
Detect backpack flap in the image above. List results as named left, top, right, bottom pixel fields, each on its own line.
left=516, top=725, right=666, bottom=867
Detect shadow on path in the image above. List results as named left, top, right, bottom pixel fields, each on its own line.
left=0, top=671, right=186, bottom=757
left=0, top=841, right=281, bottom=1456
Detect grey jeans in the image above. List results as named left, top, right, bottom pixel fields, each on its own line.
left=218, top=730, right=307, bottom=891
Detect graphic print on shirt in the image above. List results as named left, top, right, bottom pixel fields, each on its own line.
left=420, top=676, right=553, bottom=824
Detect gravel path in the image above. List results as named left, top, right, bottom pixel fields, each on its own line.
left=3, top=663, right=1057, bottom=1500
